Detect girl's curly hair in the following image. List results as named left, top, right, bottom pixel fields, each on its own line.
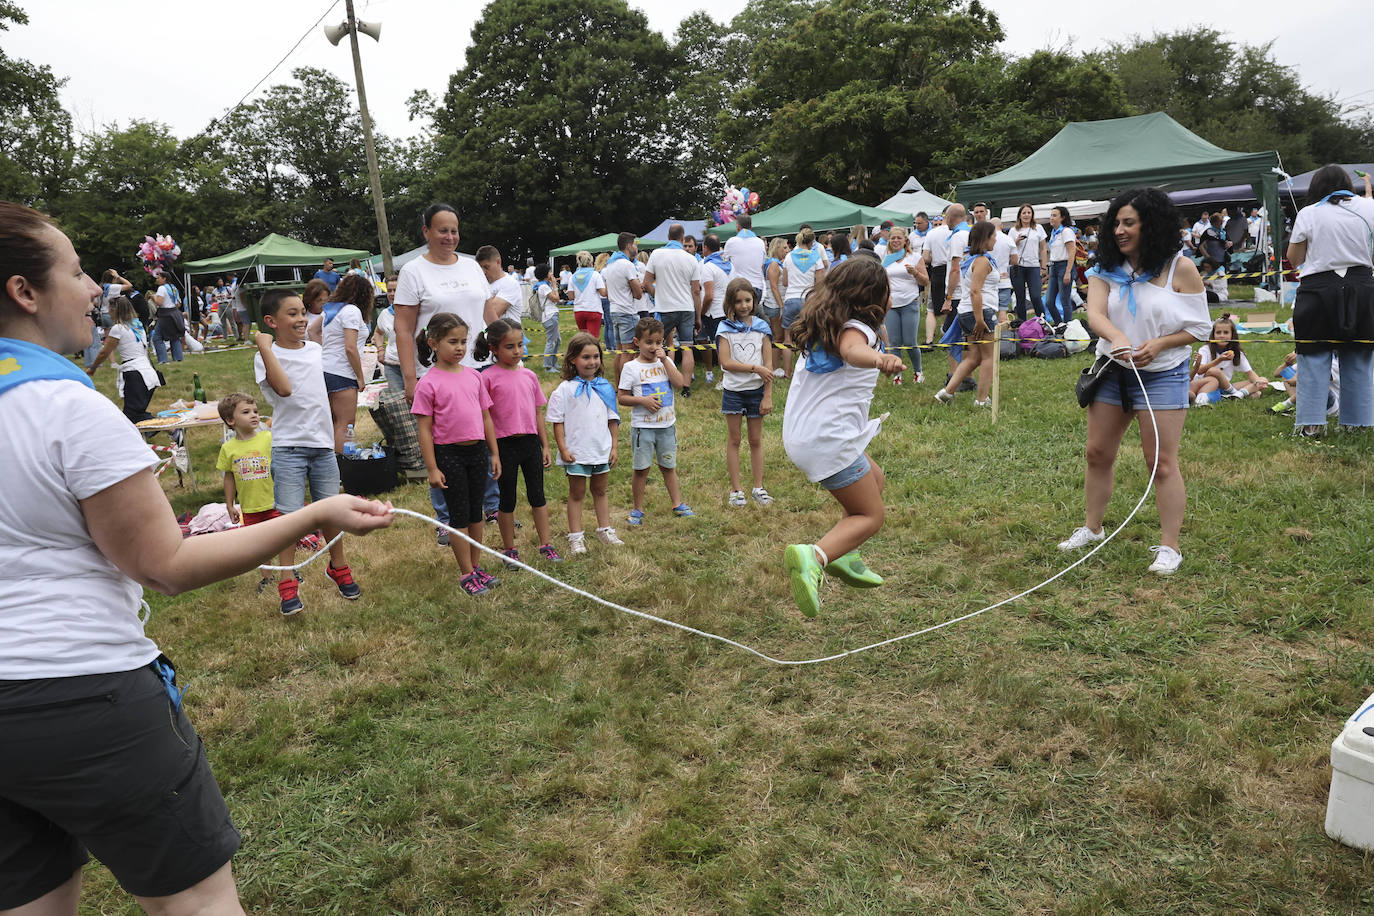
left=788, top=257, right=889, bottom=358
left=1096, top=187, right=1182, bottom=278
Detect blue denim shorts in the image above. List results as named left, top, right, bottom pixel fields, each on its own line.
left=957, top=308, right=998, bottom=336
left=272, top=446, right=341, bottom=513
left=758, top=302, right=780, bottom=320
left=781, top=298, right=804, bottom=330
left=721, top=386, right=765, bottom=417
left=659, top=310, right=695, bottom=346
left=631, top=425, right=677, bottom=471
left=323, top=371, right=356, bottom=393
left=817, top=453, right=871, bottom=491
left=612, top=314, right=639, bottom=350
left=1095, top=359, right=1190, bottom=411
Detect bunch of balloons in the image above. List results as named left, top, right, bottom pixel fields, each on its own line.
left=713, top=185, right=761, bottom=225
left=136, top=234, right=181, bottom=275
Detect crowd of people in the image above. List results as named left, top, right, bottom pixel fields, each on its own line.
left=2, top=163, right=1372, bottom=910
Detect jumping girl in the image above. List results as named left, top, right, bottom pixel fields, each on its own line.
left=473, top=318, right=562, bottom=565
left=412, top=312, right=503, bottom=596
left=715, top=278, right=775, bottom=508
left=781, top=257, right=904, bottom=617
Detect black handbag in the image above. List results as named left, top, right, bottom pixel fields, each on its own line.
left=1075, top=354, right=1117, bottom=407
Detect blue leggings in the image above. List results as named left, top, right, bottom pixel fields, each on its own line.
left=883, top=303, right=921, bottom=373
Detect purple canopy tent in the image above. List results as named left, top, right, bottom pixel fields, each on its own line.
left=1169, top=163, right=1374, bottom=208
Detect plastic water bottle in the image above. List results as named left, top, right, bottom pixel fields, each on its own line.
left=343, top=424, right=358, bottom=457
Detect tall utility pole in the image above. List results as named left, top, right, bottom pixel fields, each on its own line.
left=342, top=0, right=393, bottom=277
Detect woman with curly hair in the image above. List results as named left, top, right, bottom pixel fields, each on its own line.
left=318, top=272, right=376, bottom=453
left=1057, top=187, right=1210, bottom=576
left=1286, top=164, right=1374, bottom=437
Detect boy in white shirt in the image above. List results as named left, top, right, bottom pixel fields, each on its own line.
left=255, top=290, right=364, bottom=615
left=617, top=317, right=694, bottom=525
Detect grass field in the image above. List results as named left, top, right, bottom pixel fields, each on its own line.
left=78, top=305, right=1374, bottom=914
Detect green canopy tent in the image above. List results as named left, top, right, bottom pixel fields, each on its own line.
left=182, top=233, right=373, bottom=281
left=708, top=187, right=913, bottom=242
left=548, top=233, right=666, bottom=258
left=955, top=113, right=1284, bottom=287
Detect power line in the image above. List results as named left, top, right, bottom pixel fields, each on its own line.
left=220, top=0, right=342, bottom=121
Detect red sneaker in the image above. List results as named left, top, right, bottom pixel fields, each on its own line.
left=278, top=579, right=303, bottom=616
left=325, top=563, right=361, bottom=599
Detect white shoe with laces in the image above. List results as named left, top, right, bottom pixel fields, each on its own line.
left=1058, top=526, right=1105, bottom=550
left=568, top=531, right=587, bottom=554
left=934, top=389, right=955, bottom=404
left=596, top=526, right=624, bottom=546
left=1147, top=545, right=1182, bottom=575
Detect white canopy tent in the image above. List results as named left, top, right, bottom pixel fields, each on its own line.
left=997, top=200, right=1111, bottom=224
left=877, top=177, right=953, bottom=218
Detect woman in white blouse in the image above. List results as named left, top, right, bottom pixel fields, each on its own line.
left=1285, top=165, right=1374, bottom=436
left=1010, top=204, right=1047, bottom=321
left=881, top=225, right=928, bottom=383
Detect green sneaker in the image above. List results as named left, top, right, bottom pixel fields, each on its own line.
left=785, top=544, right=824, bottom=617
left=824, top=551, right=883, bottom=588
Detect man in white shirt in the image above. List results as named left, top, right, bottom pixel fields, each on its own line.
left=697, top=233, right=730, bottom=385
left=922, top=205, right=957, bottom=336
left=642, top=223, right=702, bottom=394
left=722, top=213, right=766, bottom=302
left=1191, top=212, right=1210, bottom=248
left=872, top=220, right=894, bottom=258
left=523, top=257, right=536, bottom=283
left=602, top=231, right=643, bottom=378
left=476, top=245, right=523, bottom=326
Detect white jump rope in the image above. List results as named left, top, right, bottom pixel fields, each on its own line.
left=264, top=351, right=1158, bottom=667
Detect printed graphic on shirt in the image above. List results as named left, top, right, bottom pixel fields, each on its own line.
left=234, top=452, right=270, bottom=481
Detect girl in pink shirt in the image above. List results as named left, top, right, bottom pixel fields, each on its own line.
left=475, top=318, right=561, bottom=565
left=412, top=312, right=502, bottom=596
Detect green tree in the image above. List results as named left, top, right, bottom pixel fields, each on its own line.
left=431, top=0, right=701, bottom=259
left=0, top=1, right=74, bottom=207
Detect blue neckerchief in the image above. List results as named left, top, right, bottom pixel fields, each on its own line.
left=0, top=337, right=95, bottom=395
left=572, top=267, right=595, bottom=292
left=882, top=251, right=907, bottom=268
left=720, top=316, right=771, bottom=335
left=663, top=240, right=684, bottom=250
left=607, top=251, right=632, bottom=266
left=322, top=301, right=345, bottom=326
left=737, top=229, right=757, bottom=239
left=386, top=305, right=395, bottom=316
left=694, top=253, right=703, bottom=262
left=573, top=375, right=617, bottom=410
left=763, top=257, right=780, bottom=274
left=913, top=227, right=929, bottom=239
left=704, top=251, right=731, bottom=274
left=128, top=319, right=147, bottom=344
left=950, top=221, right=970, bottom=233
left=803, top=333, right=884, bottom=375
left=790, top=247, right=823, bottom=273
left=535, top=282, right=550, bottom=299
left=1049, top=225, right=1073, bottom=249
left=1319, top=190, right=1356, bottom=205
left=1086, top=263, right=1159, bottom=318
left=960, top=251, right=997, bottom=277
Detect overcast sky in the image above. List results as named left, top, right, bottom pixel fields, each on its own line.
left=14, top=0, right=1371, bottom=143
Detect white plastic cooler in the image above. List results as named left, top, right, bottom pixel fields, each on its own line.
left=1326, top=691, right=1374, bottom=851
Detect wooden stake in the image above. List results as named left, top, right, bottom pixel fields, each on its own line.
left=991, top=322, right=1002, bottom=424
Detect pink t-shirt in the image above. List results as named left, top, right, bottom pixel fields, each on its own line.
left=411, top=366, right=491, bottom=444
left=481, top=365, right=547, bottom=439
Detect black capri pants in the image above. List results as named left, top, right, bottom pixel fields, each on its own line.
left=497, top=434, right=547, bottom=513
left=434, top=441, right=490, bottom=527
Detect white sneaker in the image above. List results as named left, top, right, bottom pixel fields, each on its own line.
left=751, top=487, right=773, bottom=506
left=568, top=531, right=587, bottom=554
left=772, top=367, right=785, bottom=379
left=914, top=371, right=925, bottom=384
left=1147, top=545, right=1182, bottom=575
left=705, top=371, right=715, bottom=384
left=1058, top=526, right=1105, bottom=550
left=973, top=398, right=991, bottom=408
left=728, top=489, right=747, bottom=507
left=934, top=389, right=955, bottom=404
left=596, top=526, right=624, bottom=546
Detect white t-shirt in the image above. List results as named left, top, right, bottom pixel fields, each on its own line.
left=320, top=304, right=368, bottom=381
left=559, top=269, right=574, bottom=292
left=0, top=380, right=161, bottom=678
left=488, top=272, right=524, bottom=323
left=535, top=282, right=560, bottom=323
left=992, top=232, right=1014, bottom=290
left=107, top=323, right=159, bottom=397
left=617, top=357, right=676, bottom=428
left=781, top=320, right=884, bottom=482
left=1012, top=224, right=1045, bottom=268
left=1290, top=197, right=1374, bottom=275
left=883, top=251, right=922, bottom=305
left=390, top=255, right=489, bottom=371
left=1093, top=255, right=1212, bottom=372
left=1195, top=342, right=1252, bottom=382
left=569, top=269, right=606, bottom=315
left=546, top=379, right=619, bottom=465
left=924, top=225, right=953, bottom=266
left=254, top=341, right=335, bottom=448
left=101, top=283, right=124, bottom=316
left=644, top=246, right=699, bottom=313
left=1048, top=226, right=1078, bottom=262
left=375, top=307, right=395, bottom=363
left=698, top=260, right=729, bottom=319
left=523, top=265, right=536, bottom=282
left=946, top=228, right=970, bottom=299
left=602, top=255, right=641, bottom=317
left=717, top=317, right=771, bottom=391
left=873, top=240, right=889, bottom=259
left=156, top=282, right=180, bottom=310
left=722, top=233, right=767, bottom=288
left=783, top=249, right=824, bottom=301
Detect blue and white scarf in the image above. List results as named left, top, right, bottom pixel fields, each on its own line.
left=882, top=250, right=907, bottom=268
left=960, top=251, right=998, bottom=278
left=720, top=317, right=771, bottom=335
left=736, top=229, right=758, bottom=239
left=0, top=337, right=95, bottom=396
left=789, top=247, right=823, bottom=273
left=572, top=267, right=595, bottom=293
left=703, top=251, right=731, bottom=275
left=573, top=375, right=617, bottom=410
left=607, top=251, right=632, bottom=266
left=1086, top=263, right=1159, bottom=317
